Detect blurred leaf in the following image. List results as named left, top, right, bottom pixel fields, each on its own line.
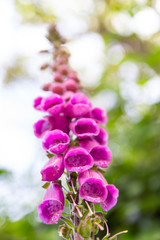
left=14, top=0, right=56, bottom=23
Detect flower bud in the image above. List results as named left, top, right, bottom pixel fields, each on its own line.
left=54, top=72, right=63, bottom=82
left=59, top=64, right=69, bottom=75
left=64, top=79, right=79, bottom=92
left=68, top=72, right=80, bottom=83
left=42, top=83, right=51, bottom=91
left=50, top=83, right=64, bottom=95
left=51, top=63, right=58, bottom=71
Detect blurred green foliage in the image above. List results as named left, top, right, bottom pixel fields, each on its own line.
left=1, top=0, right=160, bottom=239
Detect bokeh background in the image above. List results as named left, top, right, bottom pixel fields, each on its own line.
left=0, top=0, right=160, bottom=239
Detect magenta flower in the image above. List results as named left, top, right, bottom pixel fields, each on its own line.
left=70, top=118, right=99, bottom=139
left=91, top=107, right=107, bottom=125
left=33, top=96, right=43, bottom=110
left=33, top=116, right=55, bottom=138
left=94, top=127, right=108, bottom=145
left=63, top=91, right=74, bottom=103
left=38, top=183, right=64, bottom=224
left=101, top=184, right=119, bottom=211
left=42, top=129, right=70, bottom=154
left=79, top=137, right=98, bottom=151
left=53, top=114, right=70, bottom=135
left=90, top=145, right=112, bottom=168
left=78, top=169, right=108, bottom=203
left=79, top=138, right=111, bottom=167
left=64, top=147, right=93, bottom=172
left=66, top=92, right=92, bottom=117
left=40, top=155, right=64, bottom=181
left=41, top=94, right=64, bottom=115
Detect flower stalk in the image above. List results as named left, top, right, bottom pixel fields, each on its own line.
left=33, top=24, right=127, bottom=240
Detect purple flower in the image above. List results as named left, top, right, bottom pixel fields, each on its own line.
left=41, top=94, right=64, bottom=115
left=90, top=145, right=112, bottom=168
left=70, top=118, right=99, bottom=139
left=53, top=114, right=70, bottom=135
left=91, top=107, right=107, bottom=125
left=79, top=138, right=112, bottom=168
left=66, top=92, right=92, bottom=117
left=79, top=137, right=97, bottom=151
left=63, top=91, right=74, bottom=103
left=78, top=169, right=108, bottom=203
left=40, top=155, right=64, bottom=181
left=94, top=127, right=108, bottom=145
left=33, top=116, right=55, bottom=138
left=64, top=147, right=93, bottom=172
left=42, top=129, right=70, bottom=154
left=101, top=184, right=119, bottom=211
left=38, top=183, right=64, bottom=224
left=33, top=96, right=43, bottom=110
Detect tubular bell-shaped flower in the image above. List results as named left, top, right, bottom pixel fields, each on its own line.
left=33, top=116, right=55, bottom=138
left=91, top=107, right=107, bottom=125
left=94, top=126, right=108, bottom=145
left=38, top=183, right=64, bottom=224
left=33, top=96, right=43, bottom=110
left=66, top=92, right=92, bottom=117
left=41, top=94, right=64, bottom=115
left=101, top=184, right=119, bottom=211
left=40, top=155, right=64, bottom=181
left=64, top=147, right=94, bottom=172
left=42, top=129, right=70, bottom=154
left=78, top=169, right=108, bottom=203
left=90, top=145, right=112, bottom=168
left=79, top=138, right=112, bottom=168
left=70, top=118, right=99, bottom=138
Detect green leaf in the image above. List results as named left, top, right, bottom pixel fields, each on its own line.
left=60, top=217, right=75, bottom=230
left=42, top=182, right=50, bottom=189
left=78, top=219, right=92, bottom=239
left=81, top=210, right=89, bottom=220
left=62, top=212, right=71, bottom=217
left=58, top=224, right=73, bottom=240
